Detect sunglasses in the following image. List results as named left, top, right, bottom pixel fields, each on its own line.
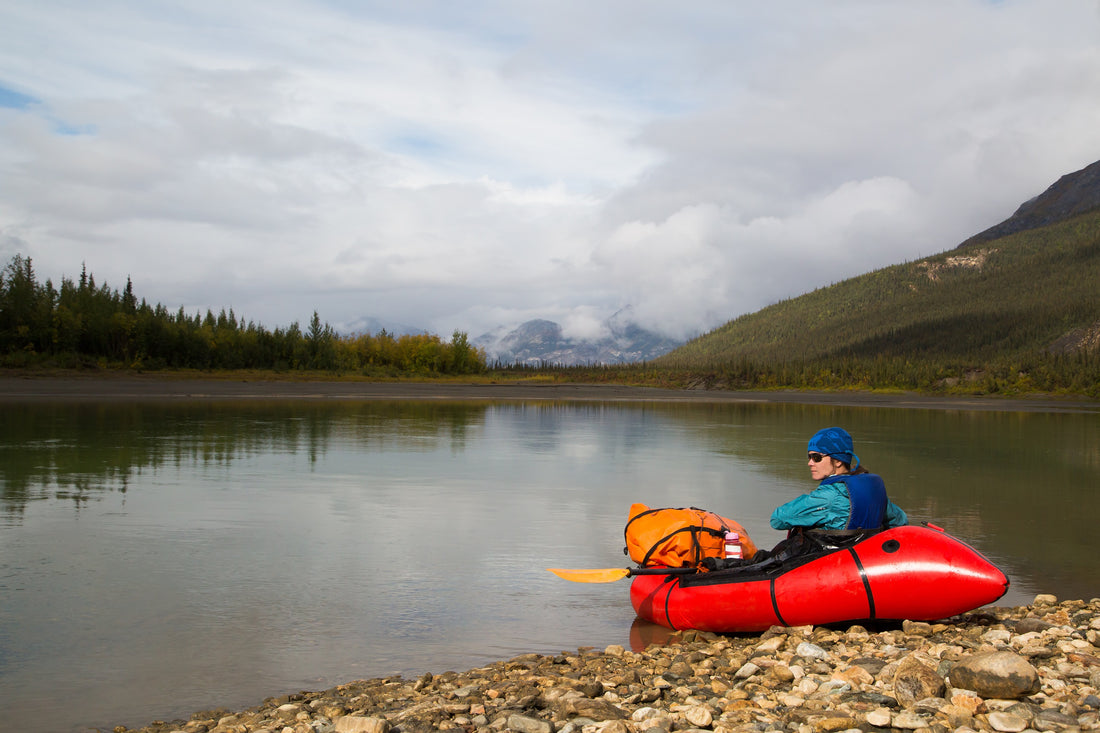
left=808, top=452, right=827, bottom=463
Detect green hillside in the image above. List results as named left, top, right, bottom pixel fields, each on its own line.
left=652, top=210, right=1100, bottom=396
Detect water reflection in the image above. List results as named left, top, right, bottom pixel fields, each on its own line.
left=0, top=401, right=489, bottom=514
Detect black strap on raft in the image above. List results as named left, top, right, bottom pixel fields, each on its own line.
left=770, top=578, right=787, bottom=627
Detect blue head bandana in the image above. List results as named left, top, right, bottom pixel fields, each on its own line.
left=807, top=427, right=859, bottom=467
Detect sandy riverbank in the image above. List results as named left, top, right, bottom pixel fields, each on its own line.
left=1, top=374, right=1097, bottom=413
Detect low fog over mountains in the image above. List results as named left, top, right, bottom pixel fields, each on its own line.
left=472, top=309, right=683, bottom=366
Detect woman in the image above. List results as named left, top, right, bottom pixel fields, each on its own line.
left=771, top=427, right=908, bottom=532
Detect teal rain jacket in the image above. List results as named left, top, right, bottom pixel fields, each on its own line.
left=770, top=472, right=908, bottom=531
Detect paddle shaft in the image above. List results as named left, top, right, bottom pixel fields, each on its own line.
left=628, top=566, right=698, bottom=576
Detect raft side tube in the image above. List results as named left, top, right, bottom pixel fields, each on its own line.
left=771, top=547, right=873, bottom=627
left=629, top=570, right=784, bottom=632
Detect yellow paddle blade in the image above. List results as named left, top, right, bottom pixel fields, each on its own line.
left=547, top=567, right=631, bottom=583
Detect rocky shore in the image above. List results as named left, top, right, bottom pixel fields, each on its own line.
left=113, top=594, right=1100, bottom=733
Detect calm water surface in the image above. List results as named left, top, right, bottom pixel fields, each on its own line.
left=1, top=398, right=1097, bottom=732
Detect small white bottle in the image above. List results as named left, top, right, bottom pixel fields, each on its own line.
left=724, top=531, right=742, bottom=559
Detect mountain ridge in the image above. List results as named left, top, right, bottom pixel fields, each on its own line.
left=958, top=158, right=1100, bottom=249
left=474, top=310, right=682, bottom=366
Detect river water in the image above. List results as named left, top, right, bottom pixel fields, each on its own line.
left=1, top=397, right=1097, bottom=732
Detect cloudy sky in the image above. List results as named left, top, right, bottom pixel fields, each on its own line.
left=2, top=1, right=1100, bottom=343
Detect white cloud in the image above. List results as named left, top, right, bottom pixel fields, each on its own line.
left=560, top=307, right=611, bottom=341
left=2, top=0, right=1100, bottom=342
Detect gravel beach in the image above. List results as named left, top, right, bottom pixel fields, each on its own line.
left=109, top=595, right=1100, bottom=733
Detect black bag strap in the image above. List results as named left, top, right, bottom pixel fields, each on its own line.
left=638, top=522, right=730, bottom=567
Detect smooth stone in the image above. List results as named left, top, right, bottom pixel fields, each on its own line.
left=948, top=651, right=1041, bottom=698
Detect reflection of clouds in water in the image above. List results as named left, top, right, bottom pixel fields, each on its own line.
left=560, top=436, right=600, bottom=460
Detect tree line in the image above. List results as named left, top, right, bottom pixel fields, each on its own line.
left=0, top=255, right=486, bottom=375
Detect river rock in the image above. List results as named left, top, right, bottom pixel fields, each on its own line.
left=506, top=713, right=553, bottom=733
left=1035, top=707, right=1085, bottom=729
left=865, top=707, right=892, bottom=726
left=630, top=706, right=667, bottom=722
left=893, top=654, right=945, bottom=706
left=892, top=709, right=935, bottom=729
left=556, top=696, right=627, bottom=720
left=987, top=710, right=1029, bottom=732
left=682, top=704, right=712, bottom=727
left=334, top=716, right=390, bottom=733
left=949, top=688, right=986, bottom=714
left=948, top=650, right=1041, bottom=698
left=796, top=641, right=829, bottom=659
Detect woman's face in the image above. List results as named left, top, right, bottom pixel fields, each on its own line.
left=808, top=452, right=845, bottom=480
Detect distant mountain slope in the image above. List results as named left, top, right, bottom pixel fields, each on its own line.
left=476, top=311, right=682, bottom=366
left=958, top=158, right=1100, bottom=248
left=656, top=161, right=1100, bottom=371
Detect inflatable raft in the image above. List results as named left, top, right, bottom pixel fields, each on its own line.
left=630, top=524, right=1009, bottom=632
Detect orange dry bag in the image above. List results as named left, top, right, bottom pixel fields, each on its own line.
left=624, top=503, right=757, bottom=568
